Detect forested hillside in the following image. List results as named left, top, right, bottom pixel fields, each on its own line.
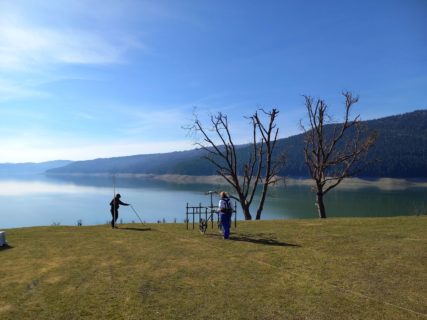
left=46, top=110, right=427, bottom=178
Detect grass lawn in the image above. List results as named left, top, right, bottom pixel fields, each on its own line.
left=1, top=216, right=426, bottom=319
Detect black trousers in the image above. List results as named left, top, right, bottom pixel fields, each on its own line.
left=111, top=209, right=118, bottom=227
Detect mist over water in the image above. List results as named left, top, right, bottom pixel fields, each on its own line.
left=1, top=174, right=426, bottom=229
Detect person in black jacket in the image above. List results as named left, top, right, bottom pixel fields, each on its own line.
left=110, top=193, right=129, bottom=228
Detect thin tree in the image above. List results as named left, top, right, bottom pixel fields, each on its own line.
left=188, top=109, right=283, bottom=220
left=301, top=92, right=377, bottom=218
left=252, top=109, right=284, bottom=219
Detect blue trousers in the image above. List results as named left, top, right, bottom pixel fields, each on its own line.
left=220, top=213, right=232, bottom=239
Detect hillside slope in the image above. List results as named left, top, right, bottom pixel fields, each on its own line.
left=46, top=110, right=427, bottom=178
left=0, top=160, right=72, bottom=175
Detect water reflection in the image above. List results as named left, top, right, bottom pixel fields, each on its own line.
left=0, top=174, right=425, bottom=229
left=0, top=179, right=106, bottom=196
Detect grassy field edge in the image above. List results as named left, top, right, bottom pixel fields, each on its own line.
left=1, top=216, right=426, bottom=319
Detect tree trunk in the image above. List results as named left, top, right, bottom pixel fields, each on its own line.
left=255, top=182, right=269, bottom=220
left=316, top=192, right=327, bottom=219
left=241, top=202, right=252, bottom=220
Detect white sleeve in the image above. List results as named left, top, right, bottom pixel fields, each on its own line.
left=218, top=199, right=225, bottom=209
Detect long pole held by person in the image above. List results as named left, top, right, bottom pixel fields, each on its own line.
left=111, top=175, right=145, bottom=227
left=130, top=205, right=145, bottom=225
left=111, top=175, right=131, bottom=228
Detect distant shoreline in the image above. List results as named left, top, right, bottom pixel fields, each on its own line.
left=45, top=173, right=427, bottom=190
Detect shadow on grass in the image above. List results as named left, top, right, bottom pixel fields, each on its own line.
left=0, top=244, right=13, bottom=251
left=230, top=235, right=300, bottom=247
left=208, top=234, right=300, bottom=247
left=120, top=227, right=152, bottom=232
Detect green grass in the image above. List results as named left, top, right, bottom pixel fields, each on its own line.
left=1, top=216, right=426, bottom=319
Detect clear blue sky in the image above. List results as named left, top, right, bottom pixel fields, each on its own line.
left=0, top=0, right=426, bottom=162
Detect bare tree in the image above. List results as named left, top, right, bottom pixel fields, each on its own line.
left=301, top=92, right=377, bottom=219
left=188, top=109, right=284, bottom=220
left=252, top=109, right=284, bottom=219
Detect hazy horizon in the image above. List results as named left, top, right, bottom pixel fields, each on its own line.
left=0, top=107, right=426, bottom=164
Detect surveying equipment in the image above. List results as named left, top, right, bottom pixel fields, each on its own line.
left=130, top=205, right=145, bottom=225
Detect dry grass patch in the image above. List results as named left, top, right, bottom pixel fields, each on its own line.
left=1, top=217, right=426, bottom=319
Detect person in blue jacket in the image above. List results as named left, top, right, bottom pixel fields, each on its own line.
left=218, top=191, right=233, bottom=239
left=110, top=193, right=129, bottom=228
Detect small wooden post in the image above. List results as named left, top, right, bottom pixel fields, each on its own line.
left=234, top=202, right=237, bottom=228
left=211, top=207, right=214, bottom=229
left=217, top=212, right=220, bottom=229
left=192, top=207, right=195, bottom=230
left=198, top=203, right=202, bottom=225
left=186, top=203, right=189, bottom=230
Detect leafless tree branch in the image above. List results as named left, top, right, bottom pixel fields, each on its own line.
left=186, top=109, right=284, bottom=220
left=302, top=92, right=376, bottom=218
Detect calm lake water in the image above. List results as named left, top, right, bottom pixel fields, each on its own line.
left=1, top=174, right=426, bottom=229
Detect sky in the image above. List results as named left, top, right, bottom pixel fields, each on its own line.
left=0, top=0, right=426, bottom=163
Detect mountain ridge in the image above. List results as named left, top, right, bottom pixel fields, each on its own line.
left=42, top=109, right=427, bottom=178
left=0, top=160, right=73, bottom=175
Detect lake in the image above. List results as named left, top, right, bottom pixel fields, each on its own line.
left=1, top=174, right=426, bottom=229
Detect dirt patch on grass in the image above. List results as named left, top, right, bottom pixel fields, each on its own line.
left=44, top=275, right=64, bottom=284
left=0, top=304, right=13, bottom=314
left=138, top=280, right=160, bottom=300
left=39, top=261, right=63, bottom=273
